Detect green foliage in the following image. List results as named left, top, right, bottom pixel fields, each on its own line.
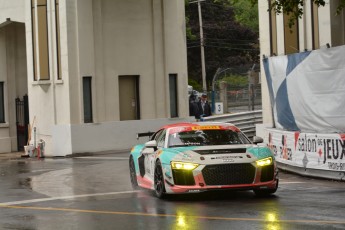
left=228, top=0, right=258, bottom=32
left=188, top=78, right=202, bottom=92
left=218, top=74, right=248, bottom=86
left=185, top=17, right=197, bottom=40
left=185, top=0, right=197, bottom=40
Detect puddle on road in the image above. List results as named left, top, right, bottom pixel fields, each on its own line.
left=18, top=177, right=32, bottom=189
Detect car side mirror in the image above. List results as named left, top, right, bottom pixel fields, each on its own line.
left=253, top=136, right=263, bottom=144
left=145, top=140, right=158, bottom=151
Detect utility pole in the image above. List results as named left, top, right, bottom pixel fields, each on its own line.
left=191, top=0, right=207, bottom=92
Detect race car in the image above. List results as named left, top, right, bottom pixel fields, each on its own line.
left=129, top=122, right=278, bottom=198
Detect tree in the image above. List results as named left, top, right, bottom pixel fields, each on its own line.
left=186, top=0, right=259, bottom=87
left=221, top=0, right=259, bottom=32
left=244, top=0, right=345, bottom=27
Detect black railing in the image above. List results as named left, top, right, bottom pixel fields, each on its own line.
left=15, top=95, right=29, bottom=151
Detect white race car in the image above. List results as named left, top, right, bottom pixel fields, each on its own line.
left=129, top=122, right=278, bottom=198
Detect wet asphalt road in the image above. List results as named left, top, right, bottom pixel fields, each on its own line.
left=0, top=152, right=345, bottom=230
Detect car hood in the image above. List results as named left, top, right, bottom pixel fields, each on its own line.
left=161, top=144, right=273, bottom=165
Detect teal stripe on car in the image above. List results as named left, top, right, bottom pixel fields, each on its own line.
left=247, top=147, right=274, bottom=159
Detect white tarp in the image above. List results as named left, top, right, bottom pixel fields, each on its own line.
left=263, top=45, right=345, bottom=133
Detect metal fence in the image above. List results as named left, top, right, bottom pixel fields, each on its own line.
left=212, top=84, right=262, bottom=113
left=209, top=65, right=262, bottom=114
left=204, top=110, right=263, bottom=139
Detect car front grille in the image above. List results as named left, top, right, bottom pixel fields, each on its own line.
left=202, top=163, right=255, bottom=186
left=260, top=165, right=274, bottom=182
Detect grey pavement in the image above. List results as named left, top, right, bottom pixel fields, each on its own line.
left=0, top=151, right=24, bottom=160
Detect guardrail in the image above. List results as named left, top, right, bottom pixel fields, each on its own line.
left=203, top=110, right=263, bottom=138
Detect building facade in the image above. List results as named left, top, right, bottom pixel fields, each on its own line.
left=258, top=0, right=345, bottom=130
left=0, top=0, right=190, bottom=156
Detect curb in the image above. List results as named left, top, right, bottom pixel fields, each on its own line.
left=277, top=162, right=345, bottom=182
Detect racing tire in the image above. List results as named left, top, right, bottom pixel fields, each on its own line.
left=129, top=155, right=139, bottom=190
left=154, top=160, right=166, bottom=199
left=253, top=180, right=279, bottom=197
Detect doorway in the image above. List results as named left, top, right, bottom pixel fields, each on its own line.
left=15, top=95, right=29, bottom=151
left=119, top=75, right=140, bottom=120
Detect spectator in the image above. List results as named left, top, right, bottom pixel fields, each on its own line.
left=195, top=93, right=211, bottom=121
left=189, top=91, right=197, bottom=116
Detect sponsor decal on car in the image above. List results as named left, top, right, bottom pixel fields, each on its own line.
left=192, top=125, right=221, bottom=130
left=222, top=158, right=235, bottom=163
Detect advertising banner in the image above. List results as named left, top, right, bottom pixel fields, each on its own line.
left=268, top=129, right=345, bottom=171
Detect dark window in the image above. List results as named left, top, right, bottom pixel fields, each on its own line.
left=169, top=74, right=178, bottom=118
left=311, top=1, right=320, bottom=50
left=0, top=82, right=4, bottom=123
left=269, top=0, right=277, bottom=56
left=55, top=0, right=62, bottom=79
left=83, top=77, right=93, bottom=123
left=31, top=0, right=37, bottom=80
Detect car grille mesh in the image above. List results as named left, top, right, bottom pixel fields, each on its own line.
left=172, top=170, right=195, bottom=186
left=202, top=163, right=255, bottom=185
left=260, top=165, right=274, bottom=182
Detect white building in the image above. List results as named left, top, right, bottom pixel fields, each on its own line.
left=258, top=0, right=345, bottom=131
left=0, top=0, right=190, bottom=156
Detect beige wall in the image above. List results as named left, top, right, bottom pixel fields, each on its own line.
left=0, top=0, right=189, bottom=155
left=0, top=0, right=25, bottom=23
left=25, top=0, right=189, bottom=156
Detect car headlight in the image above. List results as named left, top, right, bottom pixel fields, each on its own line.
left=171, top=161, right=199, bottom=170
left=256, top=157, right=273, bottom=167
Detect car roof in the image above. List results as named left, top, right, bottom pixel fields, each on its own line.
left=160, top=122, right=237, bottom=130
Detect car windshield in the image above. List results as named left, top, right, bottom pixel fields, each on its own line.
left=168, top=129, right=251, bottom=147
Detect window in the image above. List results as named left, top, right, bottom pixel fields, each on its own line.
left=169, top=74, right=178, bottom=118
left=284, top=13, right=299, bottom=54
left=0, top=82, right=4, bottom=123
left=269, top=1, right=277, bottom=56
left=83, top=77, right=93, bottom=123
left=311, top=1, right=320, bottom=50
left=55, top=0, right=62, bottom=79
left=156, top=130, right=167, bottom=148
left=31, top=0, right=50, bottom=80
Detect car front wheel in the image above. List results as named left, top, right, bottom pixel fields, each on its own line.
left=154, top=160, right=166, bottom=198
left=129, top=155, right=139, bottom=189
left=254, top=180, right=279, bottom=197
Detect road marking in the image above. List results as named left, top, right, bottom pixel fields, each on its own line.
left=0, top=190, right=138, bottom=206
left=74, top=157, right=129, bottom=160
left=0, top=205, right=345, bottom=225
left=279, top=181, right=306, bottom=184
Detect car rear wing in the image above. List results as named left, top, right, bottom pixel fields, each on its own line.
left=136, top=131, right=155, bottom=140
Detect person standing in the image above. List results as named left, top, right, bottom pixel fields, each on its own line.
left=189, top=91, right=197, bottom=116
left=195, top=93, right=211, bottom=121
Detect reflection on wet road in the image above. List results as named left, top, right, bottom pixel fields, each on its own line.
left=0, top=153, right=345, bottom=229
